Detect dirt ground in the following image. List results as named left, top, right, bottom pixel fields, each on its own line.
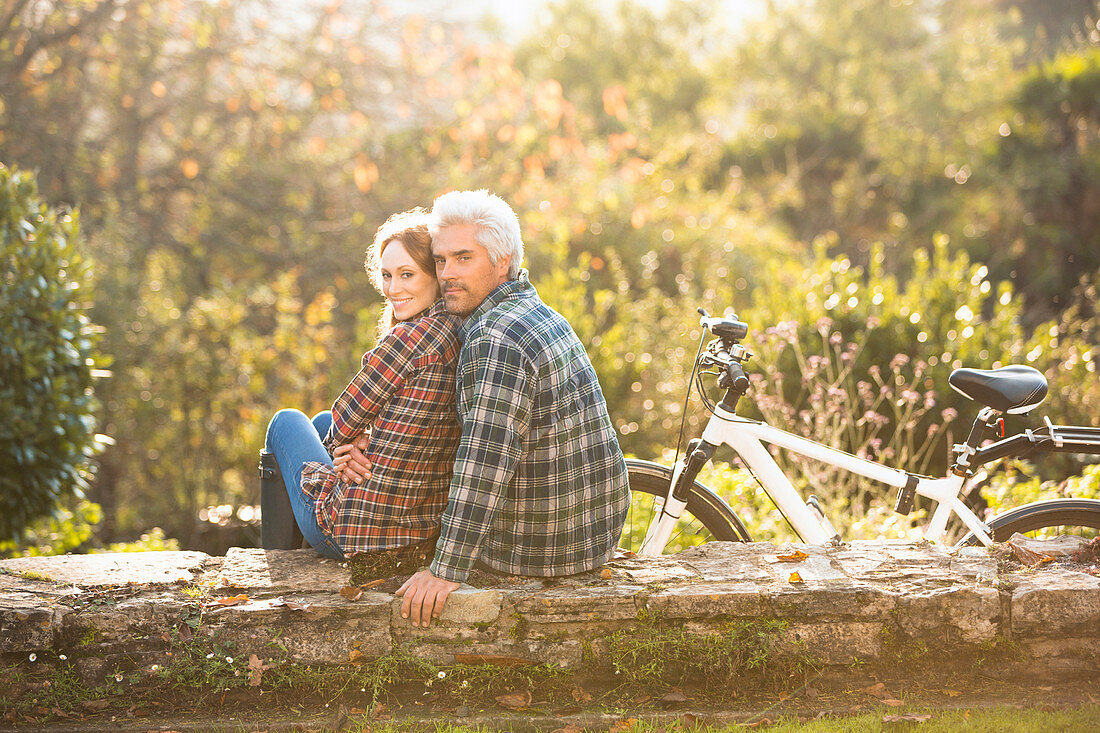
left=5, top=667, right=1098, bottom=732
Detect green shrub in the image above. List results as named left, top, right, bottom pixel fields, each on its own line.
left=0, top=165, right=102, bottom=541
left=0, top=498, right=102, bottom=557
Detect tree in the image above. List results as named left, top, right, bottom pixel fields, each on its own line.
left=1, top=0, right=472, bottom=544
left=0, top=164, right=102, bottom=540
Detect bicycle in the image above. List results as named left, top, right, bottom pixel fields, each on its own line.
left=620, top=308, right=1100, bottom=555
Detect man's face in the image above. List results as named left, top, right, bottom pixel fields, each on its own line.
left=432, top=224, right=511, bottom=317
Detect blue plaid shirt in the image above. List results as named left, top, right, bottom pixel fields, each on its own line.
left=430, top=271, right=629, bottom=582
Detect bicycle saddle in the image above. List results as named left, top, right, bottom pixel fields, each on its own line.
left=948, top=365, right=1048, bottom=413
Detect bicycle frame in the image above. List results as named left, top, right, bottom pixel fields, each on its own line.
left=639, top=402, right=992, bottom=555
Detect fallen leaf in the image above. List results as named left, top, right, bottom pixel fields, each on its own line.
left=775, top=550, right=810, bottom=562
left=788, top=571, right=804, bottom=583
left=82, top=699, right=110, bottom=711
left=247, top=654, right=272, bottom=687
left=609, top=717, right=640, bottom=733
left=883, top=698, right=904, bottom=707
left=679, top=713, right=700, bottom=728
left=862, top=682, right=887, bottom=698
left=571, top=686, right=593, bottom=703
left=340, top=586, right=364, bottom=602
left=600, top=568, right=614, bottom=579
left=206, top=594, right=249, bottom=607
left=177, top=622, right=192, bottom=643
left=744, top=718, right=773, bottom=728
left=632, top=694, right=651, bottom=704
left=361, top=578, right=386, bottom=589
left=495, top=691, right=532, bottom=710
left=944, top=689, right=962, bottom=697
left=551, top=726, right=584, bottom=733
left=349, top=648, right=365, bottom=663
left=371, top=702, right=389, bottom=720
left=883, top=713, right=932, bottom=723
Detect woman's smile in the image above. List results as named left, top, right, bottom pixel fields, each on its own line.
left=380, top=239, right=440, bottom=321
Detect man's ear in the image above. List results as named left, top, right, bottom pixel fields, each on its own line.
left=496, top=254, right=512, bottom=282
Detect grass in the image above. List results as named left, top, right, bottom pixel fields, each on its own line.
left=12, top=569, right=52, bottom=582
left=327, top=705, right=1100, bottom=732
left=604, top=617, right=816, bottom=692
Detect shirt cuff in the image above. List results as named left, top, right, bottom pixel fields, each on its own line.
left=429, top=553, right=472, bottom=584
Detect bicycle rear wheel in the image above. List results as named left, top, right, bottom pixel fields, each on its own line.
left=958, top=498, right=1100, bottom=544
left=620, top=458, right=751, bottom=554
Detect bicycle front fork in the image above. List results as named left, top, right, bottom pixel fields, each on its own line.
left=639, top=439, right=715, bottom=555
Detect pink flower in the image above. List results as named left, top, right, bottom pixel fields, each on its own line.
left=890, top=354, right=910, bottom=371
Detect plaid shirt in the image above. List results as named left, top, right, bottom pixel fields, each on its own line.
left=430, top=271, right=629, bottom=582
left=301, top=300, right=462, bottom=556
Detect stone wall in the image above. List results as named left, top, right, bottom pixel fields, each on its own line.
left=1, top=541, right=1097, bottom=690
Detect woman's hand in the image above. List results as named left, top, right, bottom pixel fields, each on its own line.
left=332, top=437, right=372, bottom=483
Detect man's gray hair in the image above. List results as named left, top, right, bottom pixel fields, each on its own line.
left=429, top=189, right=524, bottom=279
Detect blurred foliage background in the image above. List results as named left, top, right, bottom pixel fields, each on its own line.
left=1, top=0, right=1098, bottom=553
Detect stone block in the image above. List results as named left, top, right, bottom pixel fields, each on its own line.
left=1010, top=569, right=1100, bottom=637
left=644, top=582, right=767, bottom=618
left=676, top=542, right=775, bottom=582
left=438, top=587, right=504, bottom=625
left=387, top=586, right=503, bottom=638
left=1016, top=636, right=1100, bottom=677
left=765, top=583, right=897, bottom=619
left=401, top=638, right=584, bottom=668
left=59, top=593, right=189, bottom=645
left=0, top=551, right=210, bottom=587
left=781, top=621, right=883, bottom=665
left=948, top=546, right=1000, bottom=581
left=605, top=556, right=698, bottom=584
left=893, top=585, right=1001, bottom=644
left=511, top=585, right=644, bottom=623
left=206, top=594, right=392, bottom=665
left=0, top=591, right=60, bottom=652
left=762, top=552, right=848, bottom=582
left=215, top=547, right=349, bottom=592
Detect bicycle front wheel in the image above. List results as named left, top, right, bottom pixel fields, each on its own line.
left=958, top=498, right=1100, bottom=544
left=619, top=458, right=751, bottom=554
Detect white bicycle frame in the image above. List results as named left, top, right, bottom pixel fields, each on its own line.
left=639, top=402, right=993, bottom=555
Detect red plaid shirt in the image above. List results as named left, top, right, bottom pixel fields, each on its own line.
left=300, top=301, right=462, bottom=556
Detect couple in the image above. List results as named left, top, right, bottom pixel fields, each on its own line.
left=262, top=190, right=630, bottom=627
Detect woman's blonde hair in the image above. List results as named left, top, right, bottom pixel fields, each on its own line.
left=365, top=208, right=436, bottom=334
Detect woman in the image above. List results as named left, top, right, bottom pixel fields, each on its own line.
left=260, top=209, right=462, bottom=560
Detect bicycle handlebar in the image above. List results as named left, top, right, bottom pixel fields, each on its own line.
left=698, top=308, right=749, bottom=343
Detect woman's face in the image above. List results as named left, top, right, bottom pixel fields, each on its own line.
left=379, top=239, right=439, bottom=321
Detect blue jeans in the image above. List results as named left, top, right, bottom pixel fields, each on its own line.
left=264, top=409, right=344, bottom=559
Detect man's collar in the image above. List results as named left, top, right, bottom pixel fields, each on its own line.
left=458, top=269, right=532, bottom=338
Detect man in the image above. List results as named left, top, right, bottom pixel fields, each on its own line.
left=347, top=189, right=629, bottom=626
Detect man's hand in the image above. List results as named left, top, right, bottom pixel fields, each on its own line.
left=395, top=569, right=460, bottom=627
left=333, top=437, right=371, bottom=483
